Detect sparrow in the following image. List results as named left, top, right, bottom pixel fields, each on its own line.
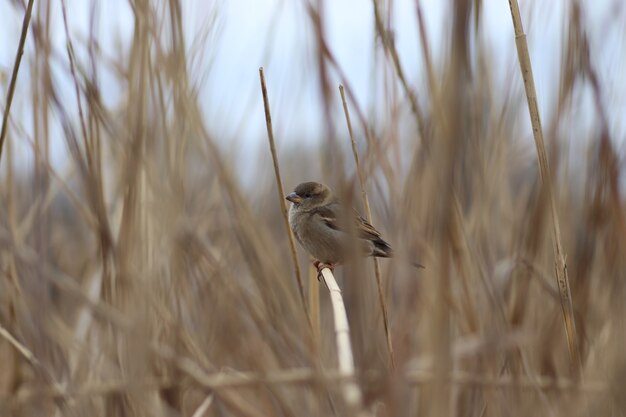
left=286, top=181, right=394, bottom=272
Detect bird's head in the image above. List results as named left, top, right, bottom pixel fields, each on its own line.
left=286, top=182, right=332, bottom=209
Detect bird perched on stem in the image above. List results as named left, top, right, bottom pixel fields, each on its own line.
left=286, top=181, right=418, bottom=275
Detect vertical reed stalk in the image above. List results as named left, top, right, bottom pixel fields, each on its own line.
left=308, top=262, right=321, bottom=341
left=507, top=0, right=583, bottom=378
left=319, top=267, right=363, bottom=409
left=371, top=0, right=427, bottom=143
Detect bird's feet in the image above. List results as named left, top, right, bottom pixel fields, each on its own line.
left=313, top=260, right=335, bottom=281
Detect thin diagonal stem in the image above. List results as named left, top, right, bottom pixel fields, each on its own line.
left=371, top=0, right=427, bottom=146
left=0, top=0, right=36, bottom=163
left=259, top=67, right=310, bottom=328
left=340, top=85, right=395, bottom=370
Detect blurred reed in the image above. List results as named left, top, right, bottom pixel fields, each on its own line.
left=0, top=0, right=624, bottom=416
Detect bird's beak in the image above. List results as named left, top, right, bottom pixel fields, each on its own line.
left=286, top=192, right=302, bottom=204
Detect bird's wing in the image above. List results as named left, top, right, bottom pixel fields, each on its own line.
left=315, top=204, right=382, bottom=241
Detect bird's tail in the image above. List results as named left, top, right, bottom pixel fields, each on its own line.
left=372, top=238, right=393, bottom=258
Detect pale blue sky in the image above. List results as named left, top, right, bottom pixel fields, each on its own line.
left=0, top=0, right=624, bottom=171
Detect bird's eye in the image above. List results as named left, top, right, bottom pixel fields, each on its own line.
left=304, top=193, right=311, bottom=198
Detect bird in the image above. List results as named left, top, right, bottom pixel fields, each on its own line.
left=286, top=181, right=396, bottom=273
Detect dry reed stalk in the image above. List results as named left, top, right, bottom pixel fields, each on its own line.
left=371, top=0, right=427, bottom=143
left=308, top=262, right=321, bottom=340
left=415, top=0, right=437, bottom=101
left=60, top=0, right=89, bottom=154
left=0, top=324, right=39, bottom=368
left=507, top=0, right=583, bottom=378
left=0, top=325, right=69, bottom=413
left=0, top=0, right=35, bottom=161
left=318, top=267, right=363, bottom=409
left=339, top=85, right=395, bottom=370
left=258, top=67, right=310, bottom=325
left=190, top=394, right=214, bottom=417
